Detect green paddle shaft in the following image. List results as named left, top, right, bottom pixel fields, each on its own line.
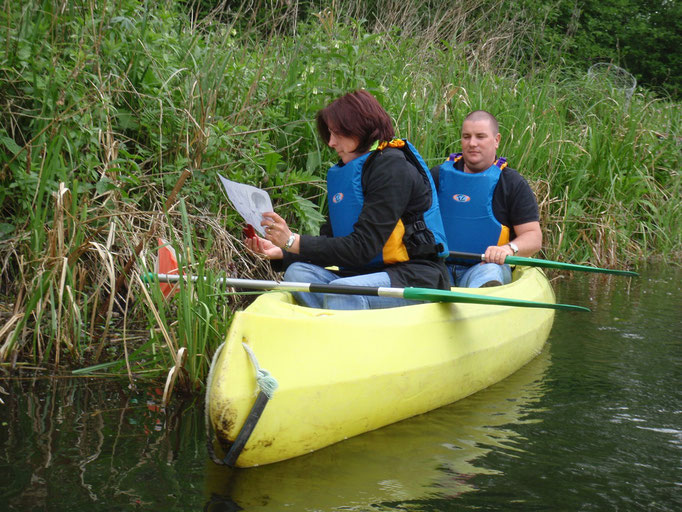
left=448, top=251, right=638, bottom=277
left=403, top=287, right=588, bottom=311
left=144, top=273, right=589, bottom=312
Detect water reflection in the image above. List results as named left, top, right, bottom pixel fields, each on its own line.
left=1, top=348, right=551, bottom=512
left=205, top=347, right=551, bottom=511
left=2, top=264, right=679, bottom=511
left=1, top=378, right=205, bottom=510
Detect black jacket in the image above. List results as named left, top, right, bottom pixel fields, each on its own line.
left=275, top=147, right=450, bottom=290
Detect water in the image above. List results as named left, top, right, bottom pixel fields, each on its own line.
left=1, top=264, right=680, bottom=511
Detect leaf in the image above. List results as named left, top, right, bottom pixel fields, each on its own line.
left=0, top=223, right=14, bottom=240
left=305, top=151, right=321, bottom=174
left=96, top=176, right=116, bottom=195
left=263, top=152, right=283, bottom=174
left=294, top=195, right=325, bottom=235
left=0, top=136, right=22, bottom=156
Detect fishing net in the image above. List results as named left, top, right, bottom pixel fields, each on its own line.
left=587, top=63, right=637, bottom=101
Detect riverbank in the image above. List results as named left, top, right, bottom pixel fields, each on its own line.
left=1, top=1, right=679, bottom=382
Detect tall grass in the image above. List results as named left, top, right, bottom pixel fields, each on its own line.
left=0, top=0, right=679, bottom=382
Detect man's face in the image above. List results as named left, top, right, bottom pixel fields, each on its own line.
left=461, top=118, right=501, bottom=173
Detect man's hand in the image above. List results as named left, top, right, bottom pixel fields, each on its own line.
left=484, top=244, right=515, bottom=265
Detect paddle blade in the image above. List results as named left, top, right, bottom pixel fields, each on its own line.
left=504, top=255, right=639, bottom=277
left=156, top=238, right=179, bottom=298
left=403, top=287, right=590, bottom=312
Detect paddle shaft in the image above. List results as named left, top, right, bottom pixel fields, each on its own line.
left=147, top=273, right=589, bottom=312
left=153, top=273, right=410, bottom=298
left=448, top=251, right=638, bottom=277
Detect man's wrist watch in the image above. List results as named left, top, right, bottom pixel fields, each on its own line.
left=283, top=233, right=296, bottom=250
left=507, top=242, right=519, bottom=255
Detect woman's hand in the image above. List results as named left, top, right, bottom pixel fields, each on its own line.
left=244, top=234, right=284, bottom=260
left=261, top=212, right=298, bottom=253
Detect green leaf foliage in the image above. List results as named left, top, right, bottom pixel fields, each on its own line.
left=0, top=0, right=679, bottom=375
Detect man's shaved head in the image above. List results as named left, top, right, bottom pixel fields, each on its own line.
left=463, top=110, right=499, bottom=135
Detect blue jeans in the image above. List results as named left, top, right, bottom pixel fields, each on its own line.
left=449, top=263, right=512, bottom=288
left=283, top=262, right=421, bottom=310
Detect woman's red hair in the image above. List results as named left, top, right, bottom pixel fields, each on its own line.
left=316, top=90, right=395, bottom=153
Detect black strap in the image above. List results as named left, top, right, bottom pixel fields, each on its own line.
left=431, top=165, right=440, bottom=191
left=206, top=390, right=271, bottom=467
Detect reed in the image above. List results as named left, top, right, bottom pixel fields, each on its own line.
left=0, top=0, right=679, bottom=380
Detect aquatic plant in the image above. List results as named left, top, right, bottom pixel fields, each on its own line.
left=0, top=0, right=679, bottom=384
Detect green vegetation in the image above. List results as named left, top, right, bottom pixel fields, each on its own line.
left=551, top=0, right=682, bottom=99
left=1, top=0, right=679, bottom=386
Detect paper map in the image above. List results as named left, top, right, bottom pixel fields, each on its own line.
left=218, top=174, right=273, bottom=236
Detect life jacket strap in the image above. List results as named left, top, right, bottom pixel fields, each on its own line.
left=377, top=139, right=406, bottom=151
left=447, top=153, right=508, bottom=170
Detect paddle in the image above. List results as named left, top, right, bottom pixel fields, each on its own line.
left=448, top=251, right=639, bottom=277
left=144, top=272, right=590, bottom=312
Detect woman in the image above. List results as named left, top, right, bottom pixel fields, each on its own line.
left=245, top=89, right=449, bottom=310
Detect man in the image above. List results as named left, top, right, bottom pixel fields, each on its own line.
left=430, top=110, right=542, bottom=287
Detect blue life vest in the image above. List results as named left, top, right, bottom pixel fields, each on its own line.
left=437, top=153, right=510, bottom=255
left=327, top=139, right=448, bottom=267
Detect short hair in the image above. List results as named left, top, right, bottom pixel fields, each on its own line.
left=316, top=90, right=395, bottom=153
left=463, top=110, right=499, bottom=135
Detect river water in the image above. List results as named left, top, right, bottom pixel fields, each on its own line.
left=1, top=264, right=680, bottom=511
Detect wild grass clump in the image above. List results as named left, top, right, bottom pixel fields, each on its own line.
left=0, top=0, right=679, bottom=384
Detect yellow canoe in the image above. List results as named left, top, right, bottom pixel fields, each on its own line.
left=207, top=266, right=555, bottom=467
left=205, top=348, right=551, bottom=510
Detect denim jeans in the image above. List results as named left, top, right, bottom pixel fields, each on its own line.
left=448, top=263, right=512, bottom=288
left=283, top=262, right=421, bottom=310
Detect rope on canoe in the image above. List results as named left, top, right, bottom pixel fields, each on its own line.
left=205, top=341, right=279, bottom=467
left=241, top=342, right=279, bottom=398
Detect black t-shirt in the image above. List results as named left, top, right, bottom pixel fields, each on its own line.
left=275, top=148, right=450, bottom=290
left=430, top=159, right=539, bottom=240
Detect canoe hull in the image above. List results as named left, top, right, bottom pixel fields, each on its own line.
left=208, top=266, right=555, bottom=467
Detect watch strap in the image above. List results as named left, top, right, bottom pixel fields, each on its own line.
left=284, top=234, right=296, bottom=250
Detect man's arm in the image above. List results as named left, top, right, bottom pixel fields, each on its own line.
left=483, top=221, right=542, bottom=264
left=510, top=221, right=542, bottom=257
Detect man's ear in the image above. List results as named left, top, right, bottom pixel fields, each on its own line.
left=495, top=132, right=501, bottom=148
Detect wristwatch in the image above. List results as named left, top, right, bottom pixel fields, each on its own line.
left=284, top=233, right=296, bottom=250
left=507, top=242, right=519, bottom=255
